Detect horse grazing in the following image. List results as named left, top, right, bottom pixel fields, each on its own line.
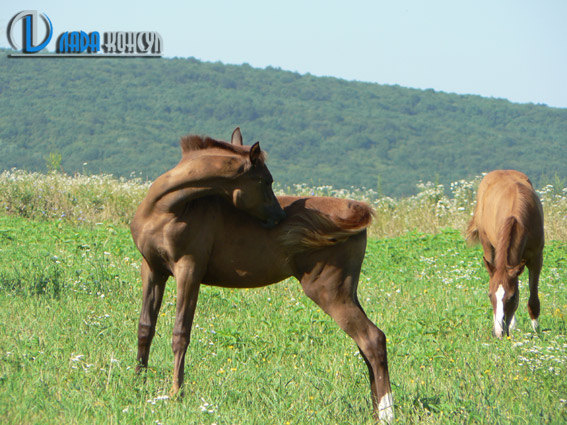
left=466, top=170, right=544, bottom=338
left=130, top=128, right=394, bottom=423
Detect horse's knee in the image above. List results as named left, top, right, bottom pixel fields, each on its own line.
left=172, top=332, right=190, bottom=354
left=137, top=324, right=155, bottom=357
left=138, top=323, right=154, bottom=340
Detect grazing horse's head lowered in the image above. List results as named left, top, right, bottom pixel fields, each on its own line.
left=484, top=253, right=526, bottom=337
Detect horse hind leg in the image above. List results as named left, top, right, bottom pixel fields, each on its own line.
left=137, top=259, right=168, bottom=372
left=301, top=270, right=394, bottom=423
left=351, top=300, right=394, bottom=423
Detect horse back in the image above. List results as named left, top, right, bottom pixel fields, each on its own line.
left=468, top=170, right=544, bottom=254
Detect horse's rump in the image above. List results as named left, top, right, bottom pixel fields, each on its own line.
left=277, top=196, right=374, bottom=254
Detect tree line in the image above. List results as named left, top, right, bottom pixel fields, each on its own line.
left=0, top=48, right=565, bottom=195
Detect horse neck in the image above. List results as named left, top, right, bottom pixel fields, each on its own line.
left=145, top=157, right=237, bottom=215
left=163, top=184, right=225, bottom=210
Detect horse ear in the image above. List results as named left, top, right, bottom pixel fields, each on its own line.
left=483, top=256, right=496, bottom=277
left=507, top=260, right=526, bottom=278
left=231, top=127, right=243, bottom=146
left=250, top=142, right=261, bottom=165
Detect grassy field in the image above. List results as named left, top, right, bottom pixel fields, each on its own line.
left=0, top=213, right=566, bottom=424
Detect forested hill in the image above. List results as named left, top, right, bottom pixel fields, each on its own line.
left=1, top=49, right=565, bottom=195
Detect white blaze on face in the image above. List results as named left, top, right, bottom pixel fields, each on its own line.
left=493, top=285, right=505, bottom=338
left=378, top=392, right=394, bottom=424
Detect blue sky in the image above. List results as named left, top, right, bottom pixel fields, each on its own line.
left=2, top=0, right=566, bottom=108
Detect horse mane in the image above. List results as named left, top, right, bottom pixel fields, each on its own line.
left=279, top=202, right=374, bottom=254
left=179, top=135, right=266, bottom=162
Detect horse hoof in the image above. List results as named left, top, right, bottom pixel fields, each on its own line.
left=531, top=319, right=539, bottom=332
left=509, top=315, right=517, bottom=331
left=169, top=384, right=184, bottom=399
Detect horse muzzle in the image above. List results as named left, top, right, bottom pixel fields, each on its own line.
left=261, top=209, right=286, bottom=228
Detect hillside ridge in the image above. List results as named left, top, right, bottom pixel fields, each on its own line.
left=1, top=48, right=565, bottom=195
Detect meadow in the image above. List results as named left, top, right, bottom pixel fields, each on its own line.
left=0, top=170, right=566, bottom=424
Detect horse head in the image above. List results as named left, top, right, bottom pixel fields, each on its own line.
left=484, top=257, right=525, bottom=338
left=226, top=127, right=285, bottom=228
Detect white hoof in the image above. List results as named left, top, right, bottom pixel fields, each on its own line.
left=378, top=392, right=394, bottom=424
left=531, top=319, right=539, bottom=332
left=509, top=315, right=517, bottom=331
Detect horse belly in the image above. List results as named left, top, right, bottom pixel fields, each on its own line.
left=202, top=237, right=292, bottom=288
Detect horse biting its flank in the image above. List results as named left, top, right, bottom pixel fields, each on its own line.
left=130, top=128, right=393, bottom=422
left=467, top=170, right=544, bottom=338
left=131, top=130, right=285, bottom=239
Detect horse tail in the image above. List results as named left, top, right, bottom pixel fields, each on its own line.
left=465, top=218, right=480, bottom=245
left=279, top=203, right=374, bottom=254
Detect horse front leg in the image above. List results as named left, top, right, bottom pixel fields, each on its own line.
left=137, top=259, right=168, bottom=372
left=170, top=261, right=202, bottom=396
left=527, top=254, right=543, bottom=332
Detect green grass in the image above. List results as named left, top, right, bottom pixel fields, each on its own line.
left=0, top=215, right=566, bottom=424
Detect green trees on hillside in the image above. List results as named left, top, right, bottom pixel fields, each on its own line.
left=0, top=49, right=565, bottom=195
